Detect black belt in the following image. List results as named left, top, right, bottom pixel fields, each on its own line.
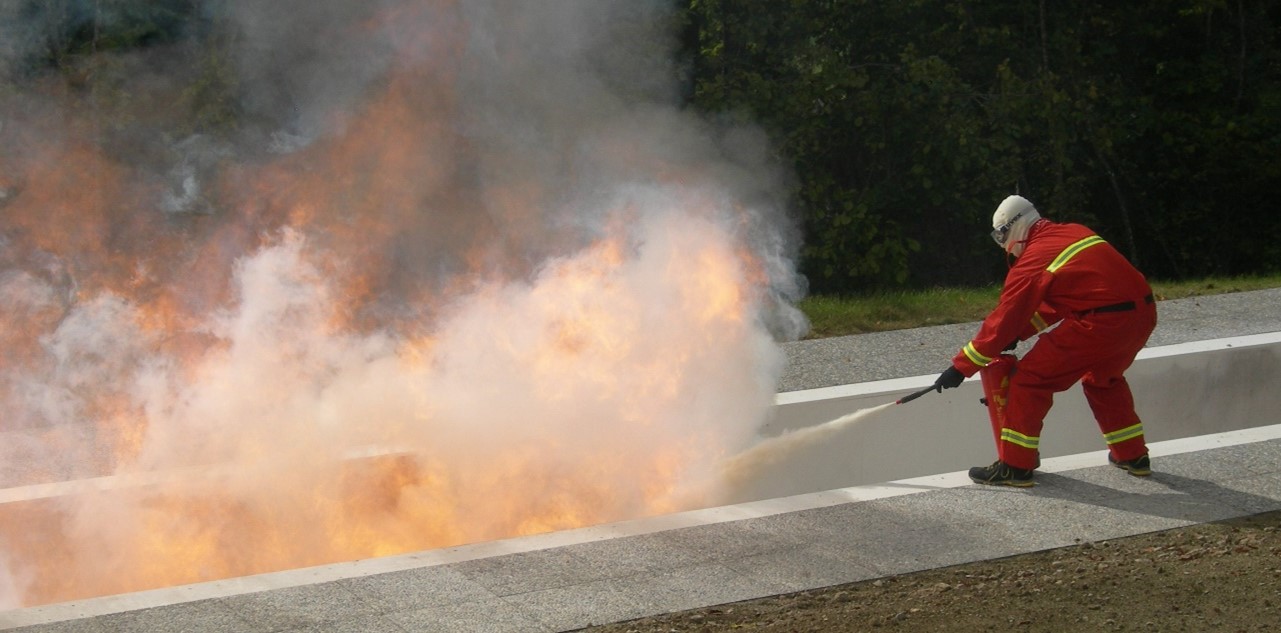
left=1076, top=293, right=1154, bottom=317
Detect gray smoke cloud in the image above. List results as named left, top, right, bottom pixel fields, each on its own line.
left=223, top=0, right=402, bottom=149
left=0, top=2, right=39, bottom=81
left=0, top=0, right=808, bottom=607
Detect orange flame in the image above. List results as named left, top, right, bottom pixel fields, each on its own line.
left=0, top=1, right=792, bottom=609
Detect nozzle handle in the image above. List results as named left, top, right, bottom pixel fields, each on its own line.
left=895, top=385, right=937, bottom=405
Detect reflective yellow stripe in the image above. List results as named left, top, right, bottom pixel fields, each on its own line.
left=962, top=342, right=992, bottom=367
left=1104, top=423, right=1145, bottom=445
left=1000, top=428, right=1040, bottom=449
left=1031, top=312, right=1048, bottom=332
left=1047, top=235, right=1106, bottom=273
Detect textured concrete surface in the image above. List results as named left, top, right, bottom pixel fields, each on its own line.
left=3, top=288, right=1279, bottom=633
left=738, top=331, right=1281, bottom=504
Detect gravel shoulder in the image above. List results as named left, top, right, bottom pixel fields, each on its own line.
left=583, top=509, right=1281, bottom=632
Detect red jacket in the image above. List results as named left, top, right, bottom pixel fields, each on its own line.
left=951, top=219, right=1152, bottom=376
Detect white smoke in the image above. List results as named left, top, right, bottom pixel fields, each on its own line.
left=0, top=551, right=19, bottom=611
left=0, top=0, right=808, bottom=606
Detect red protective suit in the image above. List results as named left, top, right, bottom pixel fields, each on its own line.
left=951, top=219, right=1157, bottom=470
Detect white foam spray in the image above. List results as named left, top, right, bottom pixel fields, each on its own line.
left=0, top=552, right=18, bottom=611
left=720, top=402, right=896, bottom=490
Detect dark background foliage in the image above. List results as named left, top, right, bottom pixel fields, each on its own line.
left=10, top=0, right=1280, bottom=295
left=685, top=0, right=1281, bottom=293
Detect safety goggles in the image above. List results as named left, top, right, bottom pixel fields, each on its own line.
left=990, top=210, right=1027, bottom=246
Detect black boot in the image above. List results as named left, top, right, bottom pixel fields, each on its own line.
left=1108, top=453, right=1152, bottom=476
left=968, top=460, right=1035, bottom=487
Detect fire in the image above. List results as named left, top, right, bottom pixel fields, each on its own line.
left=0, top=0, right=801, bottom=609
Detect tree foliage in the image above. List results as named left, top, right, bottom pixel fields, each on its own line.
left=14, top=0, right=196, bottom=67
left=10, top=1, right=1280, bottom=294
left=686, top=0, right=1281, bottom=293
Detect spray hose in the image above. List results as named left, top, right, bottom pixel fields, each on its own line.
left=895, top=385, right=938, bottom=405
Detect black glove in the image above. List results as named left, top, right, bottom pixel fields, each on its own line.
left=1002, top=339, right=1019, bottom=352
left=934, top=366, right=964, bottom=392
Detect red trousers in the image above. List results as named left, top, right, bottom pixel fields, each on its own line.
left=999, top=303, right=1157, bottom=470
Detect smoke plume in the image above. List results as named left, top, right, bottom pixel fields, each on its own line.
left=0, top=0, right=806, bottom=606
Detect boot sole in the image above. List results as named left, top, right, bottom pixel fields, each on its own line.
left=969, top=476, right=1035, bottom=487
left=1108, top=454, right=1152, bottom=477
left=1114, top=465, right=1151, bottom=477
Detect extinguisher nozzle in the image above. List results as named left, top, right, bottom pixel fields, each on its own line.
left=896, top=385, right=937, bottom=405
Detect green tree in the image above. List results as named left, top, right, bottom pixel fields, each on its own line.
left=685, top=0, right=1281, bottom=293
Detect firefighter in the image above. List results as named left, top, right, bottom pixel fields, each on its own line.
left=933, top=194, right=1157, bottom=486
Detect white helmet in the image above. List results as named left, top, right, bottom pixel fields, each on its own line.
left=991, top=195, right=1041, bottom=257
